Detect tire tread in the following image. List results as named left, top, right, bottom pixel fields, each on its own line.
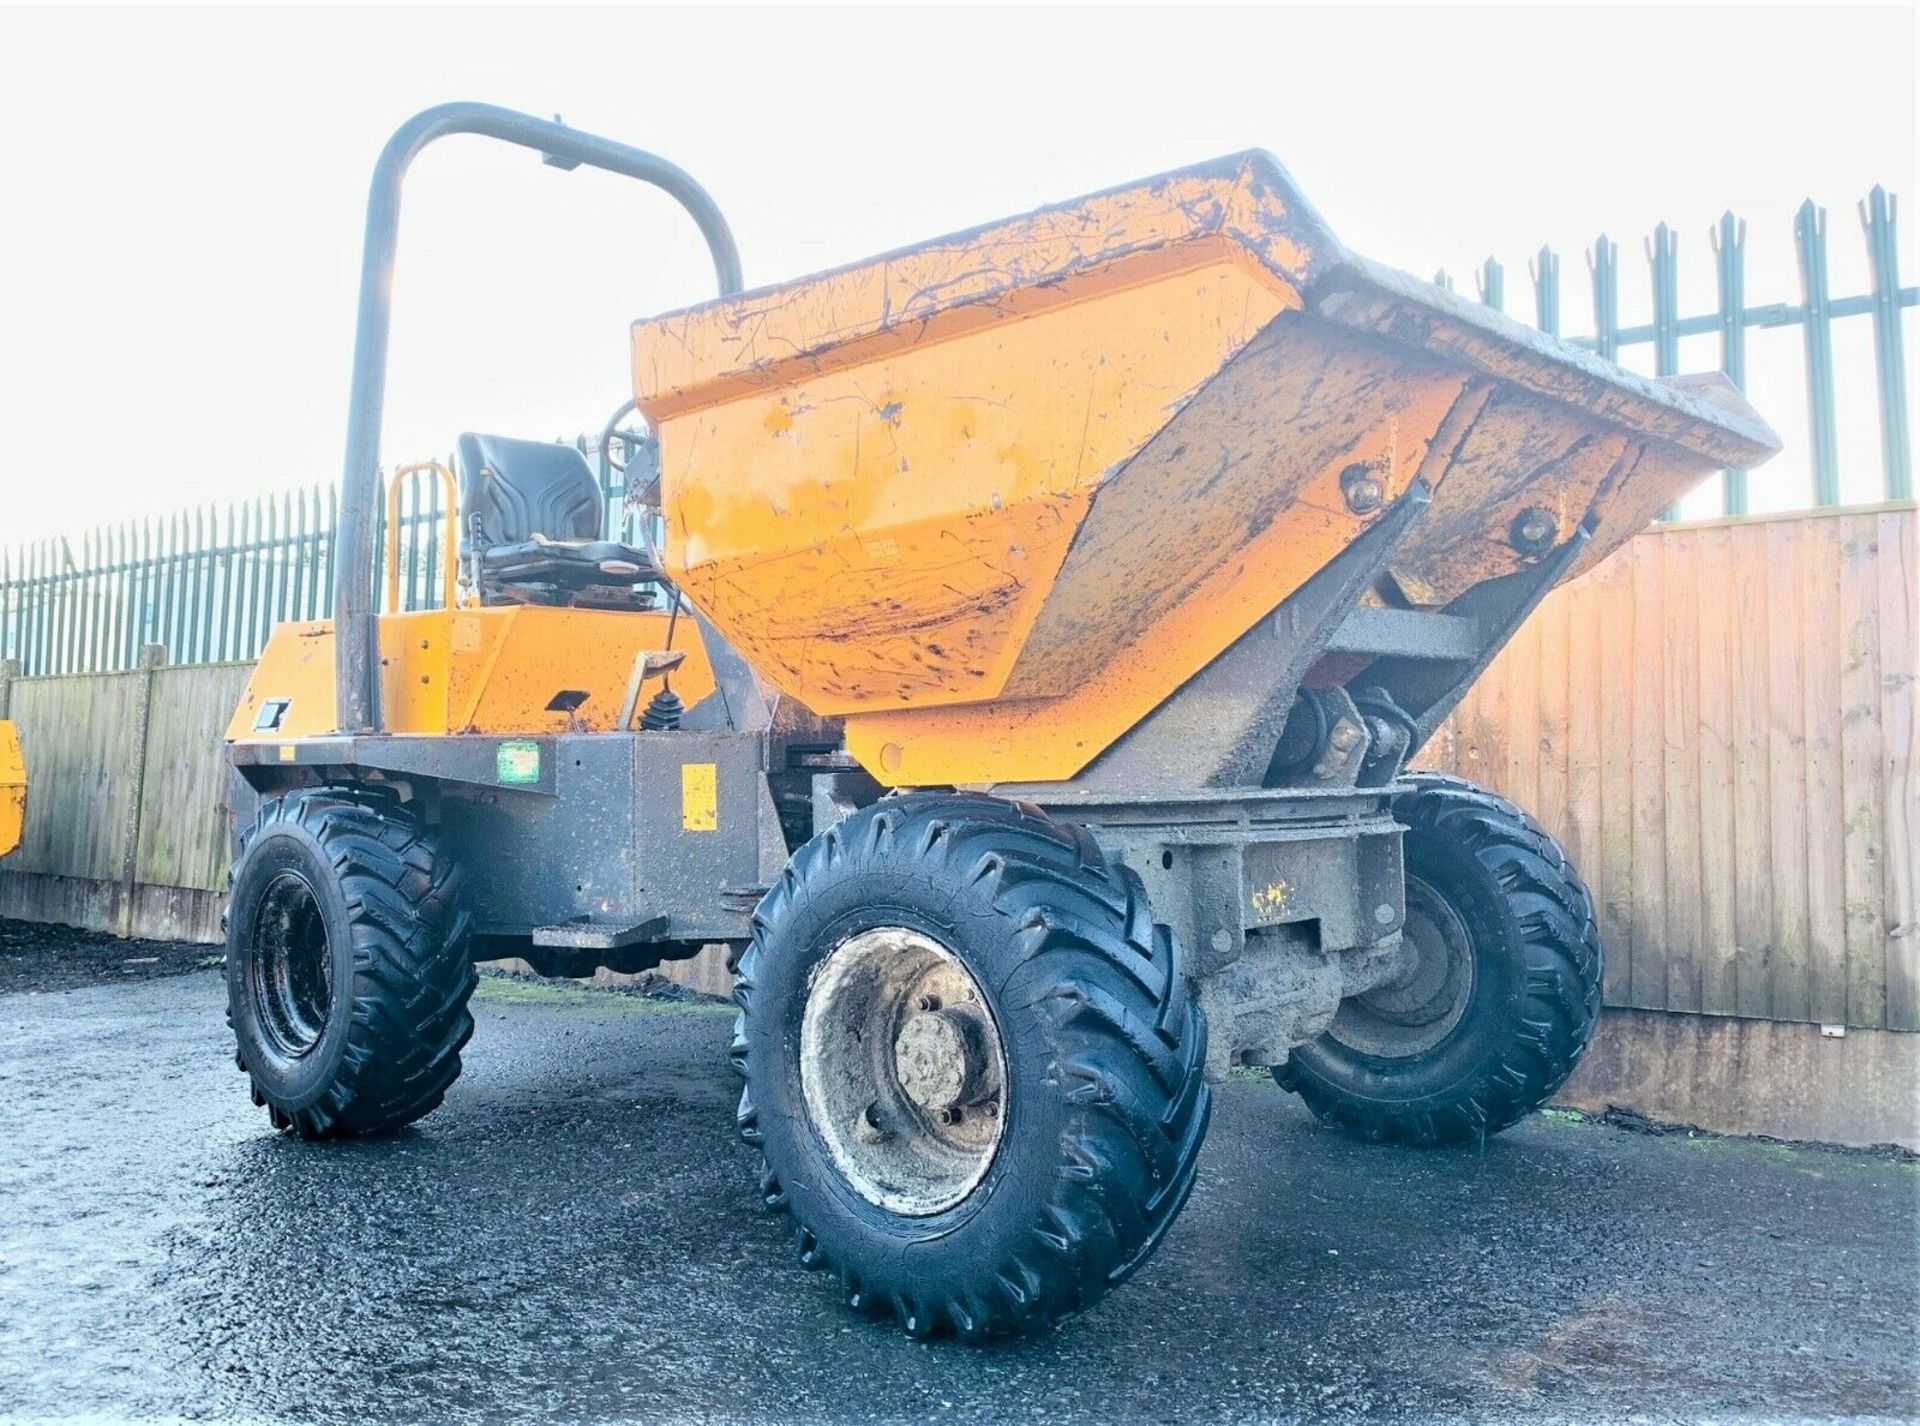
left=737, top=792, right=1209, bottom=1339
left=1277, top=772, right=1601, bottom=1147
left=229, top=787, right=475, bottom=1138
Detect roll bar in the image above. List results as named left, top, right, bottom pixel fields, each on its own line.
left=333, top=102, right=744, bottom=734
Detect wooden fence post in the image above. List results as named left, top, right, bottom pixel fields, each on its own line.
left=117, top=643, right=167, bottom=937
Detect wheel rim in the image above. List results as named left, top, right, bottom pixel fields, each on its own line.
left=799, top=927, right=1007, bottom=1217
left=249, top=871, right=334, bottom=1059
left=1326, top=873, right=1475, bottom=1060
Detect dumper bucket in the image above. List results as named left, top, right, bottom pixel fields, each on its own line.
left=630, top=152, right=1779, bottom=788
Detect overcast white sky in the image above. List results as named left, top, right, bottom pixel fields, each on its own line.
left=0, top=4, right=1914, bottom=546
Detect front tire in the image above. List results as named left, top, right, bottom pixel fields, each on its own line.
left=734, top=793, right=1210, bottom=1339
left=1277, top=773, right=1601, bottom=1146
left=225, top=787, right=476, bottom=1138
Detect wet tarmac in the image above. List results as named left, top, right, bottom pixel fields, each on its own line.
left=1, top=945, right=1915, bottom=1424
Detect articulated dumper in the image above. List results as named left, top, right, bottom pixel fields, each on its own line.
left=223, top=104, right=1779, bottom=1338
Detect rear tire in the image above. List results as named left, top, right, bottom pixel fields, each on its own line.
left=734, top=793, right=1210, bottom=1339
left=225, top=787, right=476, bottom=1138
left=1276, top=773, right=1601, bottom=1146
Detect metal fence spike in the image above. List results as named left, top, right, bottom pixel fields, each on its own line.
left=1475, top=256, right=1504, bottom=311
left=1859, top=185, right=1912, bottom=499
left=1794, top=199, right=1841, bottom=505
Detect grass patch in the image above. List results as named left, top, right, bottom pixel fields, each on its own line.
left=472, top=970, right=731, bottom=1015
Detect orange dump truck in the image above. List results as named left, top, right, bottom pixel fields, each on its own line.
left=222, top=105, right=1778, bottom=1338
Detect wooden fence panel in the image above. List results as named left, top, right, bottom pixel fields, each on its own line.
left=1880, top=510, right=1919, bottom=1029
left=0, top=659, right=247, bottom=933
left=1763, top=519, right=1813, bottom=1023
left=1628, top=546, right=1667, bottom=1008
left=1593, top=549, right=1636, bottom=1008
left=1728, top=520, right=1774, bottom=1020
left=4, top=671, right=140, bottom=882
left=1800, top=527, right=1849, bottom=1026
left=1429, top=504, right=1920, bottom=1030
left=134, top=663, right=253, bottom=893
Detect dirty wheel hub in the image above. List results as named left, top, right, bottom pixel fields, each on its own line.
left=1326, top=874, right=1474, bottom=1059
left=249, top=871, right=334, bottom=1059
left=799, top=927, right=1006, bottom=1216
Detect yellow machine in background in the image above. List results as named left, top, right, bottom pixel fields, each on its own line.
left=221, top=105, right=1779, bottom=1344
left=0, top=721, right=23, bottom=859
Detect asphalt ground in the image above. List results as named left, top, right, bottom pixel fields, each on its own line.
left=1, top=923, right=1915, bottom=1425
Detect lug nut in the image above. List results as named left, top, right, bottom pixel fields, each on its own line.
left=916, top=994, right=941, bottom=1012
left=939, top=1107, right=963, bottom=1126
left=1510, top=506, right=1558, bottom=554
left=1340, top=463, right=1385, bottom=514
left=857, top=1101, right=892, bottom=1144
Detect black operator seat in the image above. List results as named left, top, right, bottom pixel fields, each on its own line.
left=454, top=432, right=661, bottom=604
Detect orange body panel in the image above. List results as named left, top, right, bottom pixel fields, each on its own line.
left=650, top=257, right=1293, bottom=713
left=227, top=607, right=716, bottom=742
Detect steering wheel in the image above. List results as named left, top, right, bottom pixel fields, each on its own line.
left=597, top=397, right=655, bottom=480
left=597, top=397, right=664, bottom=553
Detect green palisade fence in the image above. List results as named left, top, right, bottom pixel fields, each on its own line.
left=1443, top=186, right=1915, bottom=516
left=3, top=186, right=1914, bottom=677
left=2, top=436, right=647, bottom=677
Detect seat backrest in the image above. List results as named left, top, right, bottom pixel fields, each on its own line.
left=455, top=433, right=603, bottom=550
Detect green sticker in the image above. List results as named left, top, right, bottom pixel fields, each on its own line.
left=496, top=740, right=541, bottom=785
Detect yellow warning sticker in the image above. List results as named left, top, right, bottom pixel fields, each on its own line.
left=681, top=762, right=718, bottom=832
left=1250, top=880, right=1291, bottom=920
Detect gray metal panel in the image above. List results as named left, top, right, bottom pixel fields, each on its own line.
left=438, top=735, right=638, bottom=931
left=630, top=729, right=772, bottom=934
left=681, top=609, right=774, bottom=733
left=531, top=916, right=669, bottom=949
left=1368, top=526, right=1592, bottom=747
left=230, top=726, right=774, bottom=949
left=230, top=734, right=559, bottom=795
left=1325, top=607, right=1483, bottom=661
left=1068, top=790, right=1406, bottom=971
left=423, top=729, right=770, bottom=944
